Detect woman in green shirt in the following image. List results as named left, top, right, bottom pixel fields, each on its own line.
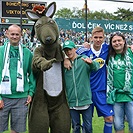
left=107, top=32, right=133, bottom=133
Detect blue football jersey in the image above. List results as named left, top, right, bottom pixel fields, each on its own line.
left=76, top=43, right=109, bottom=92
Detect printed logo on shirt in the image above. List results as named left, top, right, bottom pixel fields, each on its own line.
left=114, top=59, right=124, bottom=69
left=93, top=58, right=105, bottom=68
left=110, top=110, right=113, bottom=114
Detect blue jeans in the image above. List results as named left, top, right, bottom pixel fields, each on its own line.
left=70, top=105, right=92, bottom=133
left=113, top=102, right=133, bottom=132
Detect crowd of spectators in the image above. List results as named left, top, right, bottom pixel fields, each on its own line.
left=0, top=28, right=133, bottom=51
left=59, top=29, right=133, bottom=45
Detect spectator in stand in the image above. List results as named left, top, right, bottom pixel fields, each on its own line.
left=0, top=32, right=4, bottom=46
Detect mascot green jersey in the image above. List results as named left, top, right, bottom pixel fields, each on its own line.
left=25, top=2, right=71, bottom=133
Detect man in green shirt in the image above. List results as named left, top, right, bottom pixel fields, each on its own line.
left=0, top=24, right=36, bottom=133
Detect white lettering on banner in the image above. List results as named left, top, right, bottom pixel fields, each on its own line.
left=115, top=24, right=128, bottom=31
left=72, top=21, right=85, bottom=29
left=104, top=23, right=115, bottom=30
left=71, top=20, right=133, bottom=32
left=72, top=21, right=101, bottom=29
left=104, top=24, right=110, bottom=29
left=110, top=24, right=115, bottom=29
left=123, top=24, right=128, bottom=30
left=129, top=25, right=133, bottom=31
left=88, top=22, right=101, bottom=29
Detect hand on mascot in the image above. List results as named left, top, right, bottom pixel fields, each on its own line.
left=40, top=58, right=56, bottom=71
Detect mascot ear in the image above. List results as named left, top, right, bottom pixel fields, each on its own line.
left=45, top=2, right=56, bottom=18
left=25, top=9, right=40, bottom=21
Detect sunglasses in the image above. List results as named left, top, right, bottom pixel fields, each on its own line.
left=110, top=31, right=124, bottom=37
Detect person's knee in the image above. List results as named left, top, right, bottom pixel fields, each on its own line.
left=114, top=125, right=124, bottom=132
left=104, top=116, right=113, bottom=122
left=114, top=119, right=124, bottom=131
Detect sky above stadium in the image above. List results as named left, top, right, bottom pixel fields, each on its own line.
left=48, top=0, right=133, bottom=13
left=23, top=0, right=133, bottom=13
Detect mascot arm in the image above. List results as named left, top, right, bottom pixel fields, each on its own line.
left=32, top=47, right=56, bottom=71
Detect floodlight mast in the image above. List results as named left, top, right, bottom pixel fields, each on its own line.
left=20, top=0, right=22, bottom=29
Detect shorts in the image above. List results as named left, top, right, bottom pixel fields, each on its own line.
left=0, top=97, right=28, bottom=133
left=92, top=91, right=114, bottom=117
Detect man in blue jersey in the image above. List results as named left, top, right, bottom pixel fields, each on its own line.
left=64, top=26, right=114, bottom=133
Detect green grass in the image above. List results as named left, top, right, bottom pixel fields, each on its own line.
left=4, top=107, right=128, bottom=133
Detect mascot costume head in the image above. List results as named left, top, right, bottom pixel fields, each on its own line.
left=25, top=2, right=71, bottom=133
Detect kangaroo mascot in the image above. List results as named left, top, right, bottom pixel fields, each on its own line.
left=25, top=2, right=71, bottom=133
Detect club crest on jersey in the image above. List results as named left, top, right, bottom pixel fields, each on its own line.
left=93, top=58, right=105, bottom=68
left=90, top=54, right=93, bottom=59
